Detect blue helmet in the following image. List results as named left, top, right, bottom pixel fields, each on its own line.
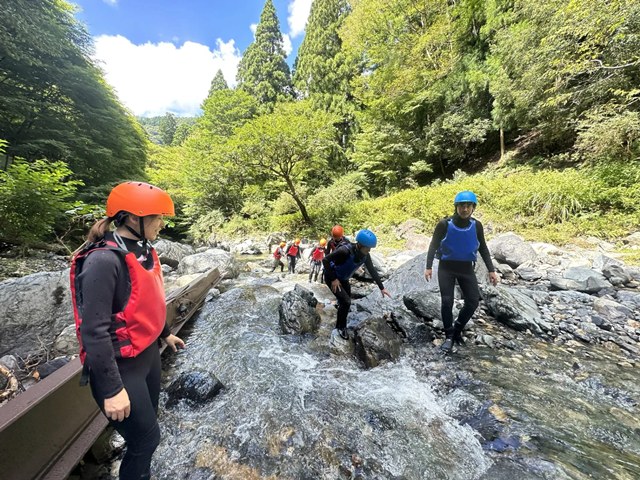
left=355, top=229, right=377, bottom=248
left=454, top=190, right=477, bottom=206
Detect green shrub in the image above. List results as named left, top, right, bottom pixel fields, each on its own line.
left=0, top=159, right=83, bottom=245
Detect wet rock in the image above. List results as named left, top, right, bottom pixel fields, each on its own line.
left=481, top=286, right=552, bottom=334
left=178, top=249, right=239, bottom=279
left=165, top=370, right=224, bottom=408
left=0, top=355, right=19, bottom=372
left=353, top=315, right=403, bottom=368
left=279, top=285, right=320, bottom=334
left=36, top=356, right=70, bottom=379
left=593, top=297, right=632, bottom=321
left=403, top=289, right=444, bottom=321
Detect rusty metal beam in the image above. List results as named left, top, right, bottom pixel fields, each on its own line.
left=0, top=268, right=220, bottom=480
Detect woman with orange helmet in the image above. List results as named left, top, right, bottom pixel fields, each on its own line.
left=70, top=181, right=184, bottom=480
left=308, top=238, right=326, bottom=283
left=286, top=238, right=302, bottom=274
left=270, top=241, right=287, bottom=272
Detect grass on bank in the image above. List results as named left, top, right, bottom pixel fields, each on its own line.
left=207, top=161, right=640, bottom=263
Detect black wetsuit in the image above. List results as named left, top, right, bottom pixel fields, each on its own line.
left=323, top=244, right=385, bottom=330
left=426, top=215, right=495, bottom=337
left=76, top=232, right=170, bottom=480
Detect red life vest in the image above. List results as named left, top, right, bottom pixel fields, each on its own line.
left=287, top=244, right=299, bottom=256
left=273, top=247, right=283, bottom=259
left=70, top=240, right=166, bottom=363
left=312, top=247, right=324, bottom=262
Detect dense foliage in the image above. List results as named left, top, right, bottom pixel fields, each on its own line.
left=2, top=0, right=640, bottom=249
left=0, top=0, right=147, bottom=187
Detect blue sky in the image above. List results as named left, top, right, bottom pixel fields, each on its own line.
left=72, top=0, right=312, bottom=117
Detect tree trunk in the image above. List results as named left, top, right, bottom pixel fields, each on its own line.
left=284, top=176, right=312, bottom=225
left=500, top=127, right=505, bottom=160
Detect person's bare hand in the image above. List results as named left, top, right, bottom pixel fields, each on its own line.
left=331, top=279, right=341, bottom=293
left=164, top=334, right=185, bottom=352
left=424, top=268, right=433, bottom=281
left=489, top=272, right=500, bottom=286
left=104, top=388, right=130, bottom=422
left=380, top=288, right=392, bottom=298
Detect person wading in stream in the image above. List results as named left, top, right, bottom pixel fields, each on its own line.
left=322, top=229, right=392, bottom=340
left=271, top=241, right=286, bottom=272
left=286, top=238, right=302, bottom=274
left=70, top=181, right=185, bottom=480
left=424, top=190, right=499, bottom=353
left=309, top=238, right=326, bottom=283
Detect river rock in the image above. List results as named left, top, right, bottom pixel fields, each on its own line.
left=549, top=267, right=612, bottom=293
left=177, top=248, right=239, bottom=279
left=481, top=285, right=552, bottom=334
left=278, top=284, right=320, bottom=334
left=353, top=315, right=404, bottom=368
left=487, top=233, right=537, bottom=268
left=165, top=370, right=225, bottom=408
left=154, top=239, right=195, bottom=268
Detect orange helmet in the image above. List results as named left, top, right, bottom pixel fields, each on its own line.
left=106, top=181, right=175, bottom=218
left=331, top=225, right=344, bottom=239
left=279, top=241, right=286, bottom=247
left=294, top=238, right=301, bottom=245
left=319, top=238, right=327, bottom=246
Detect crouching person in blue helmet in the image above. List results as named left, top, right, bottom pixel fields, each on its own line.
left=322, top=229, right=392, bottom=340
left=424, top=191, right=499, bottom=353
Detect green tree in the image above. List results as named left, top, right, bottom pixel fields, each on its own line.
left=0, top=0, right=146, bottom=185
left=293, top=0, right=354, bottom=114
left=0, top=158, right=83, bottom=245
left=159, top=112, right=178, bottom=146
left=229, top=101, right=338, bottom=224
left=208, top=69, right=229, bottom=95
left=236, top=0, right=292, bottom=109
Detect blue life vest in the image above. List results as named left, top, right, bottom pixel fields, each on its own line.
left=330, top=243, right=366, bottom=280
left=438, top=218, right=479, bottom=262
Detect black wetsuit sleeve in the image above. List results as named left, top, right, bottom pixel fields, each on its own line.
left=78, top=250, right=125, bottom=400
left=364, top=255, right=385, bottom=290
left=476, top=220, right=495, bottom=272
left=322, top=247, right=350, bottom=283
left=426, top=219, right=448, bottom=269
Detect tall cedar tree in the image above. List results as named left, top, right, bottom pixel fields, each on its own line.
left=236, top=0, right=292, bottom=109
left=208, top=69, right=229, bottom=96
left=293, top=0, right=353, bottom=115
left=0, top=0, right=146, bottom=186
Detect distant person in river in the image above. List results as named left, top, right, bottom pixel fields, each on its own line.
left=70, top=181, right=185, bottom=480
left=324, top=224, right=349, bottom=255
left=322, top=229, right=392, bottom=340
left=424, top=190, right=499, bottom=353
left=309, top=238, right=326, bottom=283
left=271, top=241, right=286, bottom=272
left=286, top=238, right=302, bottom=274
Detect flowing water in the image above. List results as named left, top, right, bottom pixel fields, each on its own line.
left=144, top=269, right=640, bottom=479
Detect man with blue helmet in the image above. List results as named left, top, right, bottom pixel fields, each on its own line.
left=425, top=191, right=499, bottom=353
left=322, top=229, right=392, bottom=339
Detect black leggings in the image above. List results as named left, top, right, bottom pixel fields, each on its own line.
left=309, top=261, right=322, bottom=282
left=438, top=260, right=480, bottom=335
left=326, top=278, right=351, bottom=329
left=288, top=256, right=297, bottom=273
left=90, top=343, right=161, bottom=480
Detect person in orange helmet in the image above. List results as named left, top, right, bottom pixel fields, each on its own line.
left=325, top=224, right=348, bottom=255
left=270, top=241, right=287, bottom=272
left=286, top=238, right=302, bottom=274
left=309, top=238, right=327, bottom=283
left=70, top=182, right=185, bottom=480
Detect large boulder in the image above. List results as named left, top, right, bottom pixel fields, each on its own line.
left=154, top=239, right=195, bottom=268
left=353, top=315, right=404, bottom=368
left=278, top=284, right=320, bottom=334
left=481, top=285, right=553, bottom=334
left=165, top=370, right=225, bottom=408
left=0, top=270, right=74, bottom=357
left=487, top=233, right=537, bottom=268
left=549, top=267, right=612, bottom=293
left=177, top=249, right=239, bottom=279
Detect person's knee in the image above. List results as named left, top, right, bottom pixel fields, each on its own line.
left=441, top=295, right=454, bottom=310
left=128, top=422, right=161, bottom=454
left=465, top=296, right=479, bottom=310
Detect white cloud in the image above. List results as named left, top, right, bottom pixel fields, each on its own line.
left=250, top=23, right=257, bottom=36
left=281, top=33, right=292, bottom=57
left=92, top=35, right=241, bottom=117
left=287, top=0, right=312, bottom=38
